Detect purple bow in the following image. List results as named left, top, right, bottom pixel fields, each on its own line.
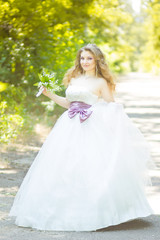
left=68, top=101, right=93, bottom=123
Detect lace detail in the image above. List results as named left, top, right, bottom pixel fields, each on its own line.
left=65, top=85, right=99, bottom=105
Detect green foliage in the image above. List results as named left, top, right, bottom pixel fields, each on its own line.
left=141, top=0, right=160, bottom=73
left=0, top=0, right=138, bottom=143
left=35, top=68, right=62, bottom=93
left=0, top=82, right=8, bottom=92
left=0, top=0, right=134, bottom=87
left=0, top=101, right=24, bottom=143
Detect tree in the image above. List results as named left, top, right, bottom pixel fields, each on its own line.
left=0, top=0, right=134, bottom=143
left=141, top=0, right=160, bottom=73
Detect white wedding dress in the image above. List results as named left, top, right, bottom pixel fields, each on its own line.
left=9, top=77, right=153, bottom=231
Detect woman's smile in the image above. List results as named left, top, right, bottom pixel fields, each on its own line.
left=80, top=50, right=96, bottom=75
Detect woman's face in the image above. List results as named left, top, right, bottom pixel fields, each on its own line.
left=80, top=50, right=96, bottom=73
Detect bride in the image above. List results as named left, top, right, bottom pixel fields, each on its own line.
left=9, top=43, right=153, bottom=231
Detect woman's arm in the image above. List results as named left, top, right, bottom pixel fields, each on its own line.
left=99, top=78, right=115, bottom=102
left=42, top=87, right=70, bottom=109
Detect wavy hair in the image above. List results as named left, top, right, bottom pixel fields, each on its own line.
left=63, top=43, right=116, bottom=91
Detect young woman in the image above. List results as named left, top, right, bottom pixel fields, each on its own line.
left=9, top=43, right=153, bottom=231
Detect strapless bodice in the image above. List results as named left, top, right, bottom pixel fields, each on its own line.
left=65, top=85, right=99, bottom=105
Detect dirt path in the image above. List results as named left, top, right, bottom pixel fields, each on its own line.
left=0, top=72, right=160, bottom=240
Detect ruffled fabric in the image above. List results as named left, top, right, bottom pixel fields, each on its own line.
left=9, top=100, right=153, bottom=231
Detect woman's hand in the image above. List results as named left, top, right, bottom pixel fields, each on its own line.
left=41, top=86, right=49, bottom=96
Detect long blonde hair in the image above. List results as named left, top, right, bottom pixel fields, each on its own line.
left=63, top=43, right=115, bottom=91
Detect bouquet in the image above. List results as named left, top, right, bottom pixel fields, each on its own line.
left=35, top=68, right=62, bottom=97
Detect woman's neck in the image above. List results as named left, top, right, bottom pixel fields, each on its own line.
left=84, top=70, right=96, bottom=77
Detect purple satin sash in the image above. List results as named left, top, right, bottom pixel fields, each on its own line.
left=68, top=101, right=93, bottom=123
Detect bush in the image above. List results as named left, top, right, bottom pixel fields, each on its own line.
left=0, top=101, right=24, bottom=143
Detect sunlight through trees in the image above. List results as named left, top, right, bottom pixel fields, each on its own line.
left=0, top=0, right=159, bottom=143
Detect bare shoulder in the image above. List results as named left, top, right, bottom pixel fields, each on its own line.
left=97, top=77, right=110, bottom=89
left=97, top=77, right=114, bottom=101
left=70, top=77, right=76, bottom=85
left=98, top=77, right=107, bottom=84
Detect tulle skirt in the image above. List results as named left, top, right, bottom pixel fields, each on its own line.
left=9, top=101, right=153, bottom=231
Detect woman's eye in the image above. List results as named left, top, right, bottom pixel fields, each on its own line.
left=80, top=57, right=93, bottom=60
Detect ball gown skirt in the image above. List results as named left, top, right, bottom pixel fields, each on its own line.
left=9, top=83, right=154, bottom=231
